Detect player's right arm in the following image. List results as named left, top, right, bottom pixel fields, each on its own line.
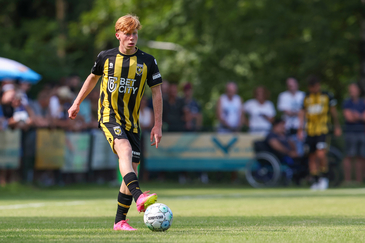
left=297, top=108, right=305, bottom=141
left=68, top=73, right=100, bottom=120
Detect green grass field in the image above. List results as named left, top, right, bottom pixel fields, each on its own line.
left=1, top=183, right=365, bottom=242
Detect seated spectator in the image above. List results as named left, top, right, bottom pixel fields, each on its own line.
left=7, top=91, right=32, bottom=130
left=29, top=90, right=51, bottom=128
left=245, top=86, right=276, bottom=136
left=183, top=83, right=202, bottom=131
left=277, top=77, right=305, bottom=155
left=216, top=82, right=244, bottom=133
left=342, top=83, right=365, bottom=184
left=265, top=118, right=298, bottom=159
left=162, top=83, right=187, bottom=132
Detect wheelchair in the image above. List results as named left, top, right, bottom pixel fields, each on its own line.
left=245, top=140, right=343, bottom=188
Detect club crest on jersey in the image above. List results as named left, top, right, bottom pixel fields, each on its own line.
left=136, top=64, right=143, bottom=76
left=109, top=62, right=113, bottom=69
left=113, top=126, right=122, bottom=136
left=108, top=77, right=118, bottom=92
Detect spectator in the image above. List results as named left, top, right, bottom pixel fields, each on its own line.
left=342, top=83, right=365, bottom=184
left=66, top=74, right=81, bottom=95
left=244, top=86, right=276, bottom=136
left=51, top=86, right=84, bottom=131
left=19, top=81, right=32, bottom=107
left=265, top=118, right=298, bottom=159
left=216, top=82, right=244, bottom=133
left=1, top=83, right=16, bottom=119
left=162, top=83, right=187, bottom=132
left=183, top=83, right=202, bottom=131
left=0, top=104, right=6, bottom=130
left=86, top=87, right=100, bottom=129
left=277, top=77, right=305, bottom=155
left=8, top=91, right=32, bottom=130
left=139, top=96, right=154, bottom=132
left=265, top=118, right=300, bottom=184
left=29, top=89, right=51, bottom=128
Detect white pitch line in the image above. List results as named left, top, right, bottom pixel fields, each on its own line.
left=0, top=201, right=87, bottom=210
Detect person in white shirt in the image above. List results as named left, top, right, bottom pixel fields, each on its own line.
left=277, top=78, right=305, bottom=155
left=216, top=82, right=245, bottom=133
left=244, top=86, right=276, bottom=136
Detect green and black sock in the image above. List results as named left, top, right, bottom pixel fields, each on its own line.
left=115, top=192, right=133, bottom=224
left=123, top=172, right=143, bottom=202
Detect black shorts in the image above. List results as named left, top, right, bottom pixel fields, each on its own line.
left=99, top=122, right=141, bottom=163
left=305, top=134, right=327, bottom=153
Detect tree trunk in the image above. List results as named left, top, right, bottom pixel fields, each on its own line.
left=56, top=0, right=66, bottom=59
left=360, top=0, right=365, bottom=91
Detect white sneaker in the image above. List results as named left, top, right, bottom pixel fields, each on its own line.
left=310, top=182, right=319, bottom=191
left=318, top=177, right=329, bottom=190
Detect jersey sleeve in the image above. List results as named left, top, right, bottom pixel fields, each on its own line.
left=91, top=51, right=104, bottom=76
left=147, top=58, right=162, bottom=87
left=328, top=92, right=337, bottom=107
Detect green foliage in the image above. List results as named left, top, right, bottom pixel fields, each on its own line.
left=0, top=0, right=361, bottom=125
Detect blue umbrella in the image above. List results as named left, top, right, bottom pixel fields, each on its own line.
left=0, top=57, right=42, bottom=83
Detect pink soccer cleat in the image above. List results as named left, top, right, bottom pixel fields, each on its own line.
left=113, top=219, right=137, bottom=231
left=136, top=191, right=158, bottom=213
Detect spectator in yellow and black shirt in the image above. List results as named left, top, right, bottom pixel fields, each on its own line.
left=297, top=75, right=342, bottom=190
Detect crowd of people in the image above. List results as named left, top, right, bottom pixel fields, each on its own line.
left=1, top=75, right=365, bottom=187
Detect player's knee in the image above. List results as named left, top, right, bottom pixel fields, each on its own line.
left=316, top=150, right=326, bottom=160
left=114, top=139, right=133, bottom=159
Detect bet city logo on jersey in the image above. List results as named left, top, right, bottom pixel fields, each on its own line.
left=107, top=76, right=138, bottom=94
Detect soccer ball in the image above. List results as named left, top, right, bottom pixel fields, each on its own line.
left=144, top=203, right=173, bottom=231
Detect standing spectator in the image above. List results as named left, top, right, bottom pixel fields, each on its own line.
left=183, top=83, right=202, bottom=131
left=163, top=83, right=187, bottom=132
left=217, top=82, right=244, bottom=133
left=342, top=83, right=365, bottom=184
left=298, top=75, right=342, bottom=190
left=277, top=77, right=305, bottom=155
left=216, top=82, right=244, bottom=183
left=139, top=96, right=154, bottom=132
left=244, top=86, right=276, bottom=136
left=29, top=89, right=51, bottom=128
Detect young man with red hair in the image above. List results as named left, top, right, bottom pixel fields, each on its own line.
left=68, top=14, right=163, bottom=231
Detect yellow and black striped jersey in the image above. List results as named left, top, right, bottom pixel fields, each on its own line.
left=91, top=47, right=162, bottom=133
left=302, top=91, right=337, bottom=136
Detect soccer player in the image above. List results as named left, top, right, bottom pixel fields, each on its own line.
left=68, top=14, right=163, bottom=231
left=297, top=75, right=341, bottom=190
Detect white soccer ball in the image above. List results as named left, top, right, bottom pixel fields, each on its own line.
left=144, top=203, right=173, bottom=231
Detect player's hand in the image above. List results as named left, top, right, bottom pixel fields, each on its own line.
left=334, top=126, right=342, bottom=137
left=68, top=103, right=80, bottom=120
left=150, top=125, right=162, bottom=148
left=297, top=129, right=304, bottom=141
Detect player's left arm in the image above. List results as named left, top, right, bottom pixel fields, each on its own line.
left=328, top=93, right=342, bottom=137
left=150, top=85, right=163, bottom=148
left=330, top=106, right=342, bottom=137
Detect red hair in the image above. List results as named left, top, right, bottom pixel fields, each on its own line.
left=115, top=14, right=142, bottom=33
